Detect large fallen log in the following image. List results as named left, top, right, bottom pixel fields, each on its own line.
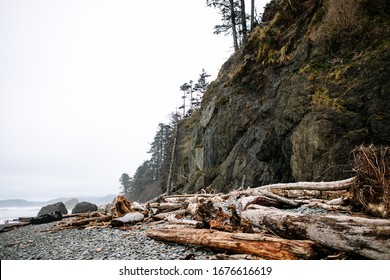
left=239, top=177, right=355, bottom=196
left=146, top=227, right=320, bottom=260
left=241, top=205, right=390, bottom=259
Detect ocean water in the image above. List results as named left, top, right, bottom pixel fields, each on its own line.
left=0, top=207, right=40, bottom=224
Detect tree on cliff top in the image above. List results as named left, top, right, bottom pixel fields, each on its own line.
left=206, top=0, right=257, bottom=50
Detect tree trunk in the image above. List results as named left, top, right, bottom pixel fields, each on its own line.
left=146, top=227, right=319, bottom=260
left=250, top=0, right=255, bottom=30
left=239, top=177, right=355, bottom=196
left=240, top=0, right=248, bottom=43
left=242, top=205, right=390, bottom=259
left=229, top=0, right=239, bottom=51
left=166, top=124, right=177, bottom=195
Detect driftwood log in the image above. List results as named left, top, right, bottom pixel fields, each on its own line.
left=242, top=205, right=390, bottom=259
left=146, top=227, right=319, bottom=260
left=53, top=214, right=112, bottom=229
left=111, top=212, right=144, bottom=227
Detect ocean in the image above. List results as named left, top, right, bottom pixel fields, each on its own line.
left=0, top=207, right=41, bottom=224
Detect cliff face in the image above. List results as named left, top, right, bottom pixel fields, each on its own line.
left=172, top=0, right=390, bottom=193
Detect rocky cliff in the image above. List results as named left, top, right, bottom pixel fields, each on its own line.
left=171, top=0, right=390, bottom=194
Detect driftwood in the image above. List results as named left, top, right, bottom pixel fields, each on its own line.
left=5, top=146, right=386, bottom=260
left=165, top=215, right=200, bottom=226
left=242, top=205, right=390, bottom=259
left=51, top=214, right=112, bottom=231
left=146, top=227, right=319, bottom=260
left=0, top=222, right=30, bottom=233
left=148, top=203, right=183, bottom=213
left=261, top=177, right=355, bottom=191
left=115, top=195, right=132, bottom=216
left=239, top=195, right=281, bottom=210
left=152, top=210, right=187, bottom=221
left=210, top=254, right=262, bottom=260
left=111, top=212, right=144, bottom=227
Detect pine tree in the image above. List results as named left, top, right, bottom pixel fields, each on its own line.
left=206, top=0, right=240, bottom=51
left=193, top=69, right=211, bottom=109
left=119, top=173, right=133, bottom=194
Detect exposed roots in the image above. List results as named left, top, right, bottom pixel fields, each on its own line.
left=351, top=145, right=390, bottom=218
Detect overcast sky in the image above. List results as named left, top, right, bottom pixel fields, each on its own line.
left=0, top=0, right=268, bottom=201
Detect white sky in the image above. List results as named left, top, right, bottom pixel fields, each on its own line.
left=0, top=0, right=269, bottom=201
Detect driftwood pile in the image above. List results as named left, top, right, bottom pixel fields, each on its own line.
left=5, top=145, right=389, bottom=260
left=47, top=174, right=389, bottom=259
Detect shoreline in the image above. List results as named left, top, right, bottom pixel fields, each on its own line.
left=0, top=221, right=216, bottom=260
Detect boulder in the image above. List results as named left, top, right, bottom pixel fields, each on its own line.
left=37, top=202, right=68, bottom=217
left=72, top=201, right=98, bottom=214
left=64, top=198, right=79, bottom=210
left=30, top=211, right=63, bottom=224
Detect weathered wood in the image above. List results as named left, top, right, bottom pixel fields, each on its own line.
left=152, top=210, right=187, bottom=221
left=242, top=205, right=390, bottom=259
left=115, top=195, right=132, bottom=216
left=111, top=212, right=144, bottom=227
left=55, top=215, right=112, bottom=228
left=261, top=190, right=300, bottom=208
left=210, top=253, right=262, bottom=260
left=0, top=222, right=30, bottom=233
left=131, top=201, right=146, bottom=212
left=301, top=201, right=351, bottom=212
left=241, top=177, right=355, bottom=196
left=148, top=203, right=183, bottom=212
left=239, top=195, right=281, bottom=210
left=165, top=215, right=199, bottom=226
left=146, top=228, right=319, bottom=260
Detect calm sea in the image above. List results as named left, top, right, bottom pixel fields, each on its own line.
left=0, top=207, right=40, bottom=224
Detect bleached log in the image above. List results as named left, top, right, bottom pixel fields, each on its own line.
left=241, top=177, right=355, bottom=196
left=163, top=194, right=217, bottom=199
left=146, top=228, right=319, bottom=260
left=111, top=212, right=144, bottom=227
left=165, top=215, right=199, bottom=226
left=131, top=201, right=146, bottom=212
left=261, top=190, right=300, bottom=208
left=302, top=202, right=351, bottom=212
left=148, top=203, right=183, bottom=212
left=242, top=205, right=390, bottom=259
left=239, top=195, right=281, bottom=210
left=326, top=197, right=349, bottom=205
left=152, top=210, right=186, bottom=221
left=186, top=202, right=198, bottom=215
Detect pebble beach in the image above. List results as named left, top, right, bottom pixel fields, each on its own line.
left=0, top=222, right=215, bottom=260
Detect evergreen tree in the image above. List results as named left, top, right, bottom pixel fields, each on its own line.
left=206, top=0, right=240, bottom=51
left=119, top=173, right=133, bottom=194
left=206, top=0, right=253, bottom=50
left=193, top=69, right=211, bottom=109
left=148, top=123, right=173, bottom=181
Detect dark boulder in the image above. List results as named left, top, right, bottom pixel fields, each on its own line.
left=72, top=201, right=98, bottom=214
left=37, top=202, right=68, bottom=217
left=30, top=211, right=62, bottom=224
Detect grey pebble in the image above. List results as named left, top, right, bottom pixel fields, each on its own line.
left=0, top=222, right=215, bottom=260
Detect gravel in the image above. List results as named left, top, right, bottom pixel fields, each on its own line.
left=0, top=207, right=331, bottom=260
left=0, top=222, right=215, bottom=260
